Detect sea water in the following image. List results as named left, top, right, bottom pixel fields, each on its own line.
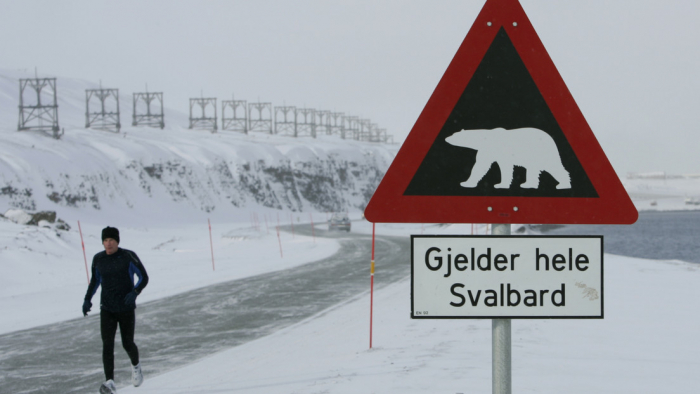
left=543, top=210, right=700, bottom=264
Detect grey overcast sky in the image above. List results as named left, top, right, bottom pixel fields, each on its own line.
left=1, top=0, right=698, bottom=175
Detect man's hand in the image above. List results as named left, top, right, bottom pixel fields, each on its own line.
left=124, top=290, right=138, bottom=307
left=82, top=300, right=92, bottom=316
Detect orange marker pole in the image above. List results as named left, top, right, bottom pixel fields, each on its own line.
left=78, top=221, right=90, bottom=284
left=276, top=225, right=283, bottom=258
left=208, top=218, right=215, bottom=271
left=290, top=213, right=295, bottom=238
left=370, top=222, right=376, bottom=349
left=309, top=213, right=315, bottom=243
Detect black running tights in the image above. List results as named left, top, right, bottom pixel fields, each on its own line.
left=100, top=309, right=139, bottom=381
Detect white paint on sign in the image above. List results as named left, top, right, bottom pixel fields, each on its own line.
left=411, top=236, right=603, bottom=318
left=445, top=128, right=572, bottom=190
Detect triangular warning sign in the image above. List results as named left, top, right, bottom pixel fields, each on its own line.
left=365, top=0, right=637, bottom=225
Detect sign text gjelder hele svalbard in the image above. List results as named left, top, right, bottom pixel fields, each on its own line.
left=411, top=236, right=603, bottom=319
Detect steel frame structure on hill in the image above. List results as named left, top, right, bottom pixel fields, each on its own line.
left=132, top=92, right=164, bottom=129
left=86, top=88, right=121, bottom=133
left=274, top=106, right=296, bottom=135
left=222, top=99, right=247, bottom=133
left=18, top=77, right=62, bottom=138
left=189, top=97, right=217, bottom=133
left=329, top=112, right=345, bottom=138
left=248, top=102, right=272, bottom=134
left=315, top=110, right=331, bottom=135
left=295, top=108, right=316, bottom=138
left=358, top=119, right=373, bottom=141
left=344, top=116, right=359, bottom=140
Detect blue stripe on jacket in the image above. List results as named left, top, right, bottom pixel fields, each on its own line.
left=86, top=268, right=102, bottom=300
left=129, top=261, right=144, bottom=290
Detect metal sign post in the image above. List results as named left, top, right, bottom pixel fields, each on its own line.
left=491, top=223, right=511, bottom=394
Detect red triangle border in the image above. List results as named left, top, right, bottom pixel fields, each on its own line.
left=365, top=0, right=638, bottom=225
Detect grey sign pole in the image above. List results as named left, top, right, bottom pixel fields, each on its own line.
left=491, top=223, right=511, bottom=394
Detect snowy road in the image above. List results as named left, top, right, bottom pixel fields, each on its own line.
left=0, top=224, right=410, bottom=394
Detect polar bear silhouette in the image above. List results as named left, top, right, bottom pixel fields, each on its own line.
left=445, top=127, right=571, bottom=189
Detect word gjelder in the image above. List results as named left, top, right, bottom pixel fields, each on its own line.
left=424, top=247, right=520, bottom=278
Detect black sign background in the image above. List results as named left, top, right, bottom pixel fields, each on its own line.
left=404, top=28, right=598, bottom=198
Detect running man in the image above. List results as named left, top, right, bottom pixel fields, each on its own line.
left=83, top=226, right=149, bottom=394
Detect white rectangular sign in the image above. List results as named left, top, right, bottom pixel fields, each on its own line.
left=412, top=236, right=603, bottom=319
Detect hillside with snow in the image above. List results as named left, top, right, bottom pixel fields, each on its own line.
left=2, top=67, right=699, bottom=227
left=0, top=69, right=397, bottom=225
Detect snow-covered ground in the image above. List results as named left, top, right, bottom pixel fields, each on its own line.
left=2, top=214, right=698, bottom=393
left=112, top=220, right=698, bottom=394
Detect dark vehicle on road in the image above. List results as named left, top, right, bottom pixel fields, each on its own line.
left=328, top=213, right=351, bottom=232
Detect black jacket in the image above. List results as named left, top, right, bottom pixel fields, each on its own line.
left=84, top=248, right=149, bottom=313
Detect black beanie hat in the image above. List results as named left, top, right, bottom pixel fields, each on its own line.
left=101, top=226, right=120, bottom=244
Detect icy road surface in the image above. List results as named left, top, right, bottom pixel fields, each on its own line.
left=0, top=223, right=409, bottom=394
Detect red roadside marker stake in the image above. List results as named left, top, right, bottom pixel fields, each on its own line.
left=208, top=218, right=215, bottom=271
left=370, top=222, right=376, bottom=349
left=276, top=225, right=283, bottom=258
left=310, top=212, right=315, bottom=243
left=290, top=213, right=295, bottom=238
left=78, top=221, right=89, bottom=284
